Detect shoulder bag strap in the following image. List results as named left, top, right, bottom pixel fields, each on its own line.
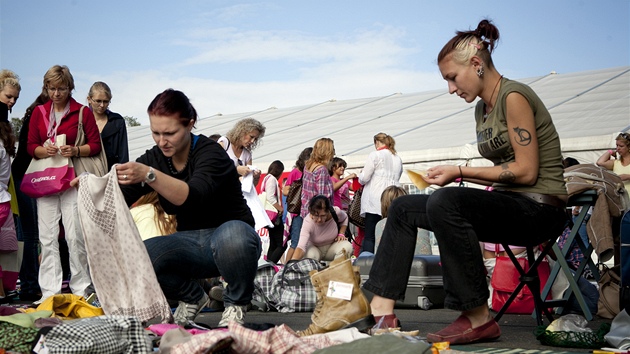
left=75, top=106, right=86, bottom=146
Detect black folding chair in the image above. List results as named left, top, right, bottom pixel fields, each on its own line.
left=493, top=241, right=562, bottom=326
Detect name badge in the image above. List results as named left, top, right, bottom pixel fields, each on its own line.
left=327, top=281, right=353, bottom=300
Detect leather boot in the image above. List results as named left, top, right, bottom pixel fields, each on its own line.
left=297, top=253, right=375, bottom=336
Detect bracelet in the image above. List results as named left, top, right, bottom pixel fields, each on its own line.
left=75, top=146, right=80, bottom=157
left=337, top=233, right=345, bottom=238
left=458, top=165, right=463, bottom=180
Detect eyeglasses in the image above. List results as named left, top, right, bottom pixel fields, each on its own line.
left=620, top=132, right=630, bottom=140
left=310, top=212, right=329, bottom=221
left=91, top=99, right=110, bottom=105
left=47, top=87, right=69, bottom=93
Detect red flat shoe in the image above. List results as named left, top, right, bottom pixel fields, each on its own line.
left=426, top=315, right=501, bottom=344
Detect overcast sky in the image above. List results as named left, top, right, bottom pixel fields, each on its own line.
left=1, top=0, right=628, bottom=125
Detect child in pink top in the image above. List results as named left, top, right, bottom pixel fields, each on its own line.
left=329, top=157, right=356, bottom=211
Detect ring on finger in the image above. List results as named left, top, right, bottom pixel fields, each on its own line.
left=123, top=174, right=128, bottom=180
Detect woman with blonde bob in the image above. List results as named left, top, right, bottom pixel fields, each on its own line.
left=26, top=65, right=102, bottom=304
left=87, top=81, right=129, bottom=169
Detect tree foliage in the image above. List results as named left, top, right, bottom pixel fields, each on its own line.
left=124, top=116, right=141, bottom=127
left=10, top=117, right=22, bottom=138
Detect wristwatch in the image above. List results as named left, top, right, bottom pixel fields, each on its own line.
left=143, top=167, right=156, bottom=187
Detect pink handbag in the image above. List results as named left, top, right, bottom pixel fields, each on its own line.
left=20, top=135, right=76, bottom=198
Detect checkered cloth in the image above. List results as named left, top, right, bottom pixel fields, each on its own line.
left=169, top=322, right=337, bottom=354
left=36, top=316, right=152, bottom=354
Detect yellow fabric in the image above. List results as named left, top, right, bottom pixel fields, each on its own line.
left=21, top=294, right=104, bottom=319
left=8, top=174, right=19, bottom=216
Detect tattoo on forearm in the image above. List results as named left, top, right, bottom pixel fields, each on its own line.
left=499, top=170, right=516, bottom=183
left=513, top=127, right=532, bottom=146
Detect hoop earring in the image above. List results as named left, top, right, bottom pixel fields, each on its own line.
left=476, top=65, right=485, bottom=77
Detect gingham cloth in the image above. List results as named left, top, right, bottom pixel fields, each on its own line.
left=35, top=316, right=151, bottom=354
left=170, top=322, right=337, bottom=354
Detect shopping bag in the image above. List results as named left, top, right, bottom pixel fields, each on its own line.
left=491, top=254, right=551, bottom=314
left=72, top=106, right=108, bottom=177
left=20, top=135, right=75, bottom=198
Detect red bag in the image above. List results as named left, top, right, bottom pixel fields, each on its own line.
left=490, top=253, right=552, bottom=314
left=20, top=135, right=76, bottom=198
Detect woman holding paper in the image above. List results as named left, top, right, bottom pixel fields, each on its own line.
left=26, top=65, right=102, bottom=304
left=218, top=118, right=270, bottom=231
left=363, top=19, right=567, bottom=344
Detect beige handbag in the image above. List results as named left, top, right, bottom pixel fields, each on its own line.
left=73, top=106, right=108, bottom=177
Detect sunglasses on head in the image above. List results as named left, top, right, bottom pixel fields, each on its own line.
left=620, top=132, right=630, bottom=140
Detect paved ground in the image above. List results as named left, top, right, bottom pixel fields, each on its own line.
left=194, top=306, right=611, bottom=353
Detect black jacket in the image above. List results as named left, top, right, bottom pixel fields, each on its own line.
left=101, top=111, right=129, bottom=169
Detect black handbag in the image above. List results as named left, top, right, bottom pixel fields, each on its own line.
left=348, top=187, right=365, bottom=228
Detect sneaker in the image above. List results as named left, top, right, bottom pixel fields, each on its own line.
left=209, top=285, right=224, bottom=302
left=173, top=293, right=210, bottom=326
left=217, top=305, right=247, bottom=327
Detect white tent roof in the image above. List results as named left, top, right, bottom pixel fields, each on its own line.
left=127, top=66, right=630, bottom=183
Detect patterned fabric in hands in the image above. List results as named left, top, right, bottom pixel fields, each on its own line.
left=77, top=166, right=172, bottom=323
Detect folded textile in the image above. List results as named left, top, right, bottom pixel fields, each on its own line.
left=169, top=322, right=337, bottom=354
left=0, top=310, right=53, bottom=328
left=35, top=315, right=152, bottom=354
left=22, top=294, right=104, bottom=319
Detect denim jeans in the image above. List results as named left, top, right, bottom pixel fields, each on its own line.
left=360, top=213, right=382, bottom=254
left=14, top=178, right=40, bottom=295
left=144, top=220, right=261, bottom=306
left=363, top=187, right=567, bottom=311
left=289, top=215, right=303, bottom=249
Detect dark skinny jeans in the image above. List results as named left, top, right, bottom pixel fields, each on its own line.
left=363, top=187, right=566, bottom=311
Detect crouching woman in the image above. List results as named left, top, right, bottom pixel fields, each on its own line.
left=291, top=195, right=352, bottom=261
left=117, top=89, right=260, bottom=327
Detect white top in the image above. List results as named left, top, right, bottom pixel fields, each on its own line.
left=358, top=149, right=403, bottom=216
left=0, top=142, right=11, bottom=203
left=217, top=136, right=252, bottom=167
left=262, top=174, right=280, bottom=205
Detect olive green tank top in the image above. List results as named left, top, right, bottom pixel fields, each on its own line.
left=475, top=78, right=567, bottom=195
